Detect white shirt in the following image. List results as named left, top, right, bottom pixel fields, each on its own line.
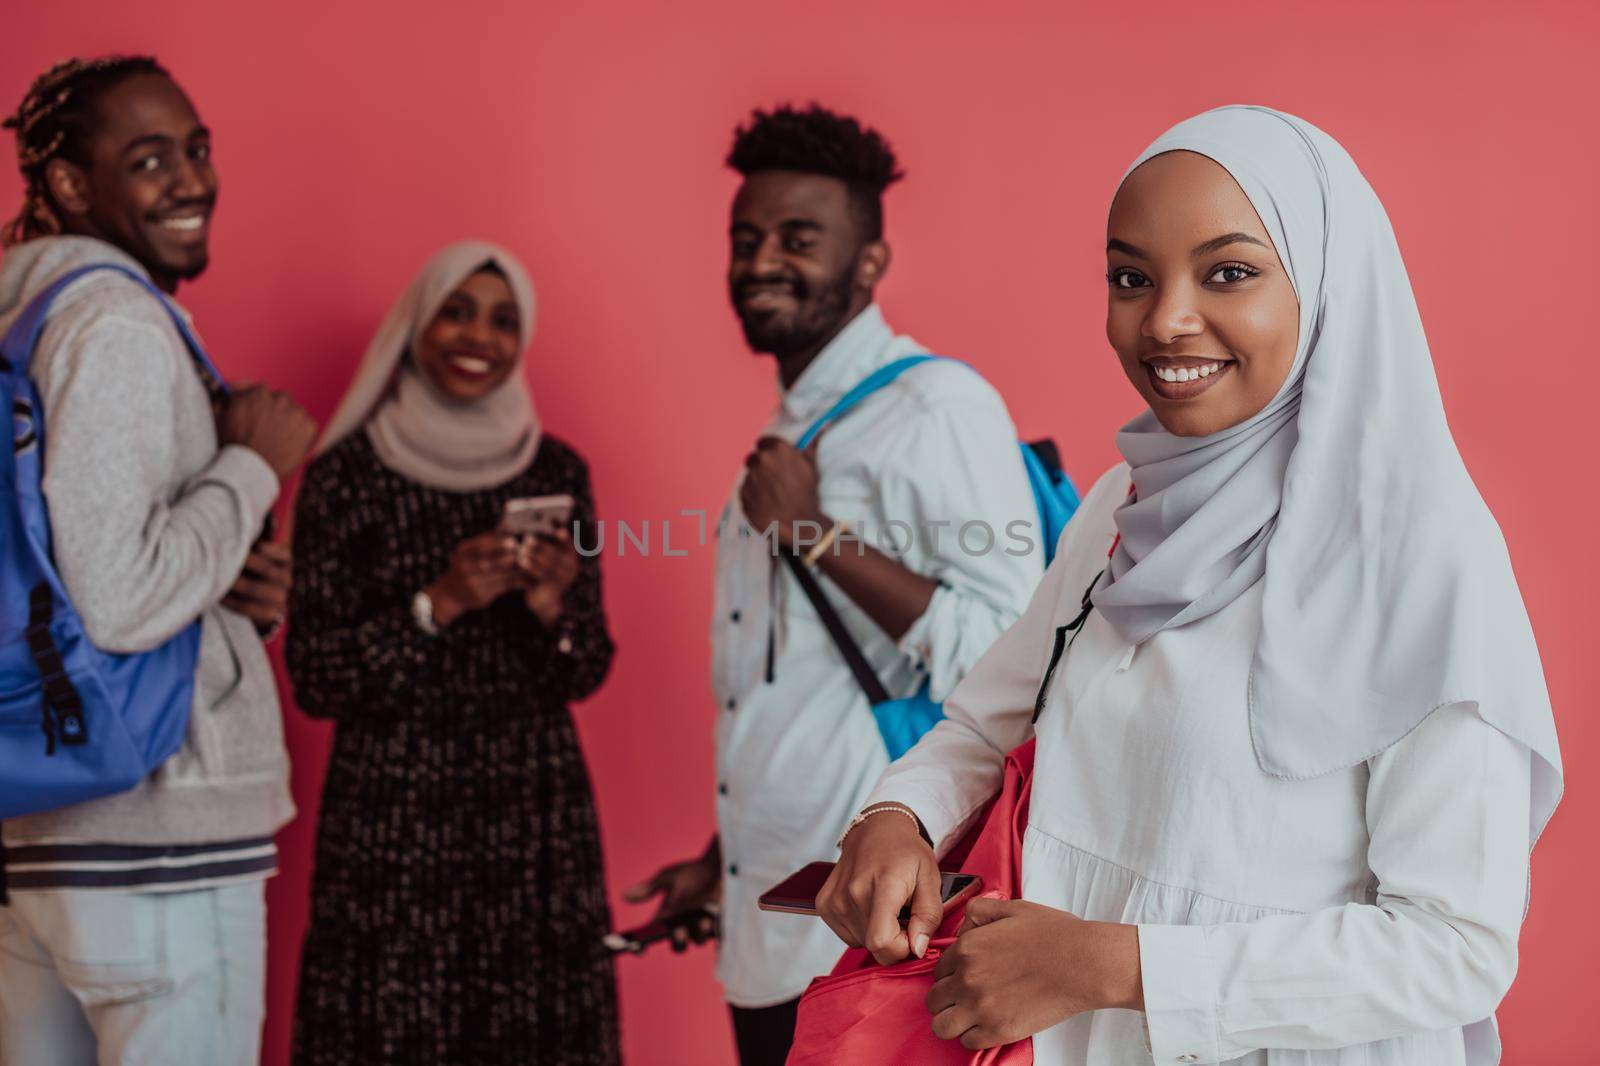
left=712, top=305, right=1045, bottom=1007
left=868, top=464, right=1532, bottom=1064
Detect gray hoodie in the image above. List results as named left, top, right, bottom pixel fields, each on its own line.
left=0, top=236, right=294, bottom=847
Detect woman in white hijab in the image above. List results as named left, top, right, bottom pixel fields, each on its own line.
left=818, top=107, right=1561, bottom=1065
left=286, top=241, right=620, bottom=1065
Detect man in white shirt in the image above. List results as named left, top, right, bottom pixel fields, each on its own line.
left=625, top=104, right=1043, bottom=1066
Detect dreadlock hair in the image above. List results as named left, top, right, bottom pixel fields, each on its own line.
left=726, top=104, right=904, bottom=243
left=2, top=55, right=168, bottom=248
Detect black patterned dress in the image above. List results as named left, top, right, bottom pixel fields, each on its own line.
left=286, top=432, right=619, bottom=1066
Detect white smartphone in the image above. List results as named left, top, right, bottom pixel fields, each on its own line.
left=500, top=494, right=574, bottom=539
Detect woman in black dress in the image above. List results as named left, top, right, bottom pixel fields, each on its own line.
left=287, top=240, right=618, bottom=1065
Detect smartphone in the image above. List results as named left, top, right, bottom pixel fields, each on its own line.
left=500, top=494, right=574, bottom=539
left=602, top=906, right=718, bottom=955
left=757, top=861, right=983, bottom=920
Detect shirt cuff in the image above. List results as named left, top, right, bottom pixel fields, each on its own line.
left=896, top=583, right=949, bottom=673
left=1138, top=924, right=1225, bottom=1064
left=206, top=444, right=281, bottom=521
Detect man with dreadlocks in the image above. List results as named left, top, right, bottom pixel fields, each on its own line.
left=625, top=104, right=1043, bottom=1065
left=0, top=56, right=315, bottom=1064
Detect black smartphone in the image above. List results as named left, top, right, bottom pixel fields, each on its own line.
left=757, top=861, right=983, bottom=920
left=602, top=906, right=718, bottom=955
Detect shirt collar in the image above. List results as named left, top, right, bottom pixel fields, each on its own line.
left=776, top=303, right=896, bottom=424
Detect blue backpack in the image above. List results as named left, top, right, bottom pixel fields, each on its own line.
left=1, top=264, right=223, bottom=821
left=787, top=354, right=1080, bottom=760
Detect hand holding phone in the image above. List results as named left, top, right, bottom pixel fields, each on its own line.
left=423, top=531, right=524, bottom=629
left=223, top=537, right=292, bottom=640
left=811, top=808, right=948, bottom=965
left=759, top=861, right=982, bottom=922
left=603, top=906, right=719, bottom=955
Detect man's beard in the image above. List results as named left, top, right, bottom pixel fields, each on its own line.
left=174, top=253, right=210, bottom=281
left=733, top=270, right=854, bottom=359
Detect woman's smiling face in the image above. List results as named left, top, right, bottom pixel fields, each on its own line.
left=1105, top=150, right=1300, bottom=437
left=412, top=268, right=523, bottom=401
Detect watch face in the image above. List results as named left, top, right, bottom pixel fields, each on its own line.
left=412, top=591, right=438, bottom=634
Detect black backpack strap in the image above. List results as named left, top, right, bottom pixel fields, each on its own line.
left=26, top=582, right=88, bottom=753
left=783, top=554, right=892, bottom=705
left=1025, top=438, right=1063, bottom=476
left=1031, top=568, right=1105, bottom=724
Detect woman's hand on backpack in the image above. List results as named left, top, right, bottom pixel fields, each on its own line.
left=425, top=533, right=524, bottom=627
left=817, top=805, right=945, bottom=966
left=925, top=898, right=1142, bottom=1049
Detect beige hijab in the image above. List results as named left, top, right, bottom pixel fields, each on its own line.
left=314, top=239, right=541, bottom=491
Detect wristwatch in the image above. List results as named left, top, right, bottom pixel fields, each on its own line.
left=411, top=589, right=441, bottom=636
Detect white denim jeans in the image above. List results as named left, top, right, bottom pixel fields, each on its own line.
left=0, top=881, right=266, bottom=1066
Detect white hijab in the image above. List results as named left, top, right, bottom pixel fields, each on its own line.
left=1094, top=106, right=1560, bottom=845
left=314, top=239, right=541, bottom=491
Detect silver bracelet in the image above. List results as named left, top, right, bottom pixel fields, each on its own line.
left=836, top=803, right=921, bottom=851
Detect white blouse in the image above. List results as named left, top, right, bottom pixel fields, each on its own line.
left=865, top=464, right=1533, bottom=1065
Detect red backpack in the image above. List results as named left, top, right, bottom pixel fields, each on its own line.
left=787, top=741, right=1038, bottom=1065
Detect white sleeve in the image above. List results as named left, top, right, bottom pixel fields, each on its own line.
left=1138, top=703, right=1532, bottom=1063
left=874, top=392, right=1042, bottom=703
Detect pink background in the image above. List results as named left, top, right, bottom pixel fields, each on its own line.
left=4, top=1, right=1596, bottom=1062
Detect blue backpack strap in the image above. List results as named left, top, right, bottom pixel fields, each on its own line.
left=1020, top=441, right=1081, bottom=565
left=795, top=354, right=938, bottom=450
left=0, top=263, right=227, bottom=395
left=791, top=351, right=1081, bottom=567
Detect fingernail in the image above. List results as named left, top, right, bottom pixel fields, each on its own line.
left=912, top=932, right=929, bottom=958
